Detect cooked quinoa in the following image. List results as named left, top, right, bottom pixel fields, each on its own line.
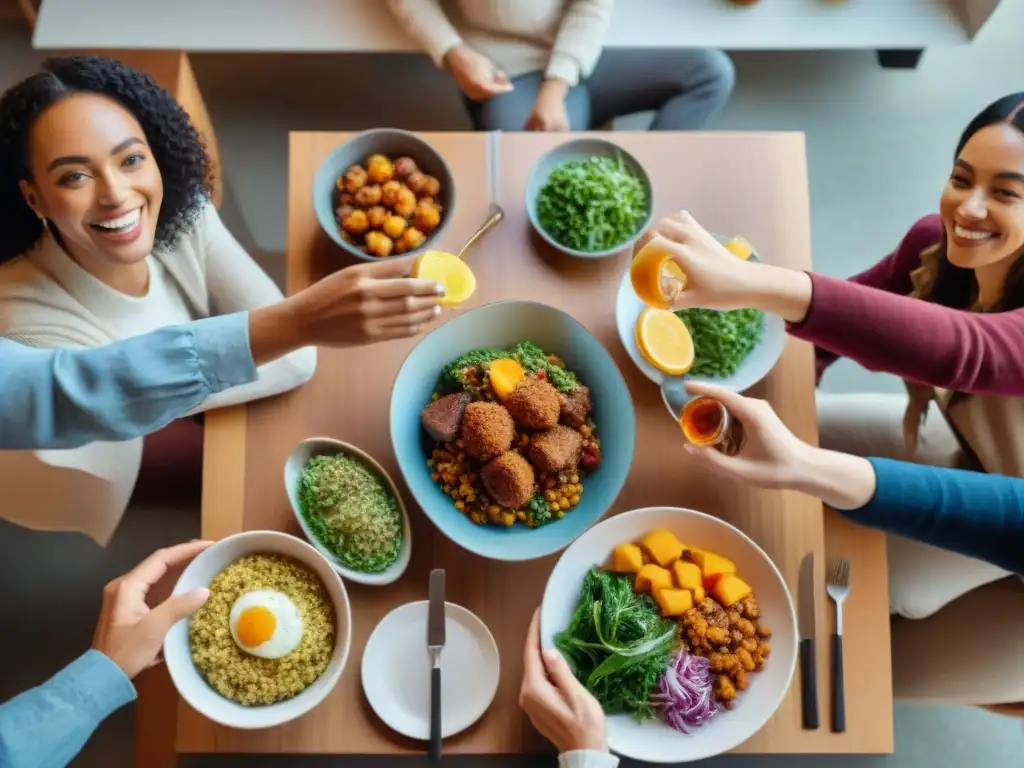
left=189, top=554, right=335, bottom=706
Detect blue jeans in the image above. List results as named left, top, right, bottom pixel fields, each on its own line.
left=465, top=48, right=735, bottom=131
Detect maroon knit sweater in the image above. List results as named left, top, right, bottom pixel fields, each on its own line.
left=788, top=214, right=1024, bottom=396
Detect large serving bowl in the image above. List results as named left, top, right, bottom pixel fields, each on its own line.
left=164, top=531, right=352, bottom=730
left=525, top=137, right=653, bottom=259
left=284, top=437, right=412, bottom=586
left=390, top=301, right=636, bottom=561
left=540, top=506, right=798, bottom=764
left=313, top=127, right=455, bottom=261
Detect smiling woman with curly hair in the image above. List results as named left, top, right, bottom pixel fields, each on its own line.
left=0, top=56, right=317, bottom=545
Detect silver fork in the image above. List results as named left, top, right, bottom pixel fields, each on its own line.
left=826, top=557, right=850, bottom=733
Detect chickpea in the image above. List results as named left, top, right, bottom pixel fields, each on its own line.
left=421, top=174, right=441, bottom=198
left=571, top=493, right=581, bottom=506
left=393, top=187, right=418, bottom=218
left=341, top=208, right=370, bottom=235
left=366, top=205, right=389, bottom=229
left=364, top=231, right=394, bottom=258
left=394, top=156, right=418, bottom=180
left=406, top=170, right=428, bottom=195
left=570, top=474, right=580, bottom=484
left=354, top=184, right=382, bottom=208
left=455, top=501, right=465, bottom=511
left=382, top=215, right=407, bottom=240
left=341, top=165, right=367, bottom=194
left=550, top=502, right=561, bottom=512
left=381, top=180, right=404, bottom=208
left=414, top=201, right=442, bottom=233
left=397, top=227, right=426, bottom=254
left=335, top=203, right=355, bottom=222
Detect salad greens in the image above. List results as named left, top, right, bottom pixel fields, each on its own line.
left=440, top=341, right=579, bottom=394
left=674, top=307, right=766, bottom=378
left=298, top=455, right=403, bottom=572
left=536, top=154, right=648, bottom=253
left=555, top=567, right=677, bottom=721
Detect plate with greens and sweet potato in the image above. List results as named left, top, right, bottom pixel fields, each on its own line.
left=539, top=506, right=798, bottom=764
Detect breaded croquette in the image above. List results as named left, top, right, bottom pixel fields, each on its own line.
left=505, top=377, right=561, bottom=430
left=529, top=425, right=583, bottom=474
left=460, top=402, right=514, bottom=461
left=480, top=451, right=535, bottom=509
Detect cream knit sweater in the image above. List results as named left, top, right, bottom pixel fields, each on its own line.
left=386, top=0, right=614, bottom=87
left=0, top=202, right=317, bottom=544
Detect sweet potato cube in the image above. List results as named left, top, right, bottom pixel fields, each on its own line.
left=642, top=529, right=685, bottom=567
left=712, top=575, right=753, bottom=607
left=693, top=585, right=706, bottom=604
left=654, top=587, right=694, bottom=618
left=690, top=548, right=737, bottom=579
left=635, top=564, right=673, bottom=595
left=489, top=358, right=525, bottom=400
left=672, top=561, right=702, bottom=591
left=611, top=543, right=644, bottom=573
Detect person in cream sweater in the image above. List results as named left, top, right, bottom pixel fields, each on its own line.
left=386, top=0, right=734, bottom=132
left=0, top=56, right=445, bottom=544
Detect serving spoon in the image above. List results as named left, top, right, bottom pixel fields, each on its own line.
left=456, top=203, right=504, bottom=260
left=661, top=376, right=690, bottom=423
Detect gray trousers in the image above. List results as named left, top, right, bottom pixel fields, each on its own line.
left=466, top=48, right=735, bottom=131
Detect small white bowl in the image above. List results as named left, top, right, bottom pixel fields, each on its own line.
left=164, top=530, right=352, bottom=730
left=284, top=437, right=412, bottom=586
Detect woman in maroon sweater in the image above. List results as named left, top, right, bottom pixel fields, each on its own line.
left=637, top=94, right=1024, bottom=633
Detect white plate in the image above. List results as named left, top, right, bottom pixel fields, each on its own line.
left=615, top=237, right=787, bottom=395
left=361, top=601, right=500, bottom=740
left=540, top=506, right=798, bottom=764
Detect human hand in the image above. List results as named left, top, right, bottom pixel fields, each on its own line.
left=680, top=381, right=812, bottom=489
left=526, top=79, right=571, bottom=131
left=443, top=43, right=514, bottom=101
left=519, top=608, right=607, bottom=754
left=92, top=541, right=212, bottom=680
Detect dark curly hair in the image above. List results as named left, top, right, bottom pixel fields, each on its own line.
left=930, top=93, right=1024, bottom=312
left=0, top=55, right=213, bottom=264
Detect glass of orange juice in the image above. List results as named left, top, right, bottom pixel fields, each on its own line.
left=630, top=238, right=686, bottom=310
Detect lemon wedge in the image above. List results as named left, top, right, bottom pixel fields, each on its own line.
left=723, top=237, right=754, bottom=261
left=412, top=250, right=477, bottom=307
left=635, top=308, right=695, bottom=376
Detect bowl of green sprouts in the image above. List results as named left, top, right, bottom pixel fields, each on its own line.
left=526, top=138, right=653, bottom=259
left=284, top=438, right=411, bottom=586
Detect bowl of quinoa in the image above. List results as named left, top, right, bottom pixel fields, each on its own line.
left=284, top=437, right=412, bottom=586
left=164, top=531, right=352, bottom=730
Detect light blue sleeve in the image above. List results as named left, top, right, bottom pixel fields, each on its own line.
left=0, top=650, right=136, bottom=768
left=845, top=458, right=1024, bottom=574
left=1, top=312, right=258, bottom=450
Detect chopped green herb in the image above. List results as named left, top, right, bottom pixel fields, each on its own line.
left=674, top=307, right=766, bottom=378
left=555, top=568, right=677, bottom=721
left=439, top=341, right=579, bottom=394
left=536, top=154, right=648, bottom=253
left=298, top=455, right=403, bottom=573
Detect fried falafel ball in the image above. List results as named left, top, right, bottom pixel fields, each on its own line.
left=366, top=154, right=395, bottom=184
left=481, top=451, right=536, bottom=510
left=394, top=156, right=418, bottom=180
left=393, top=186, right=418, bottom=218
left=335, top=203, right=356, bottom=223
left=383, top=214, right=407, bottom=240
left=505, top=377, right=561, bottom=430
left=414, top=200, right=442, bottom=234
left=406, top=170, right=428, bottom=195
left=342, top=164, right=368, bottom=194
left=354, top=183, right=383, bottom=208
left=366, top=205, right=389, bottom=230
left=529, top=425, right=584, bottom=474
left=381, top=180, right=404, bottom=208
left=460, top=402, right=515, bottom=460
left=341, top=208, right=370, bottom=235
left=364, top=230, right=394, bottom=258
left=395, top=227, right=426, bottom=254
left=421, top=174, right=441, bottom=198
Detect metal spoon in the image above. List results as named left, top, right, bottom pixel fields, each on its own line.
left=456, top=203, right=504, bottom=260
left=660, top=376, right=690, bottom=423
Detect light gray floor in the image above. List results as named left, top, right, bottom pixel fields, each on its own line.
left=3, top=1, right=1024, bottom=765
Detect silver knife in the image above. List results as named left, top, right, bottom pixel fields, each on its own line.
left=798, top=553, right=820, bottom=729
left=427, top=569, right=446, bottom=759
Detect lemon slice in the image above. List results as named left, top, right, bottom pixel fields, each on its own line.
left=635, top=308, right=695, bottom=376
left=412, top=250, right=477, bottom=307
left=723, top=237, right=754, bottom=261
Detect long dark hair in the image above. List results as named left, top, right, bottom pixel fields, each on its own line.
left=0, top=55, right=212, bottom=264
left=930, top=93, right=1024, bottom=311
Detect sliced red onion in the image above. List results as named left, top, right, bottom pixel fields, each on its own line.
left=651, top=650, right=720, bottom=733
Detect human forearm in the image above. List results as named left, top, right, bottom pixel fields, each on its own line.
left=0, top=651, right=136, bottom=768
left=546, top=0, right=614, bottom=85
left=559, top=750, right=619, bottom=768
left=787, top=444, right=878, bottom=511
left=385, top=0, right=462, bottom=66
left=740, top=263, right=815, bottom=324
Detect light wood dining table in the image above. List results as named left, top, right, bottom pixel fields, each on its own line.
left=158, top=131, right=894, bottom=762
